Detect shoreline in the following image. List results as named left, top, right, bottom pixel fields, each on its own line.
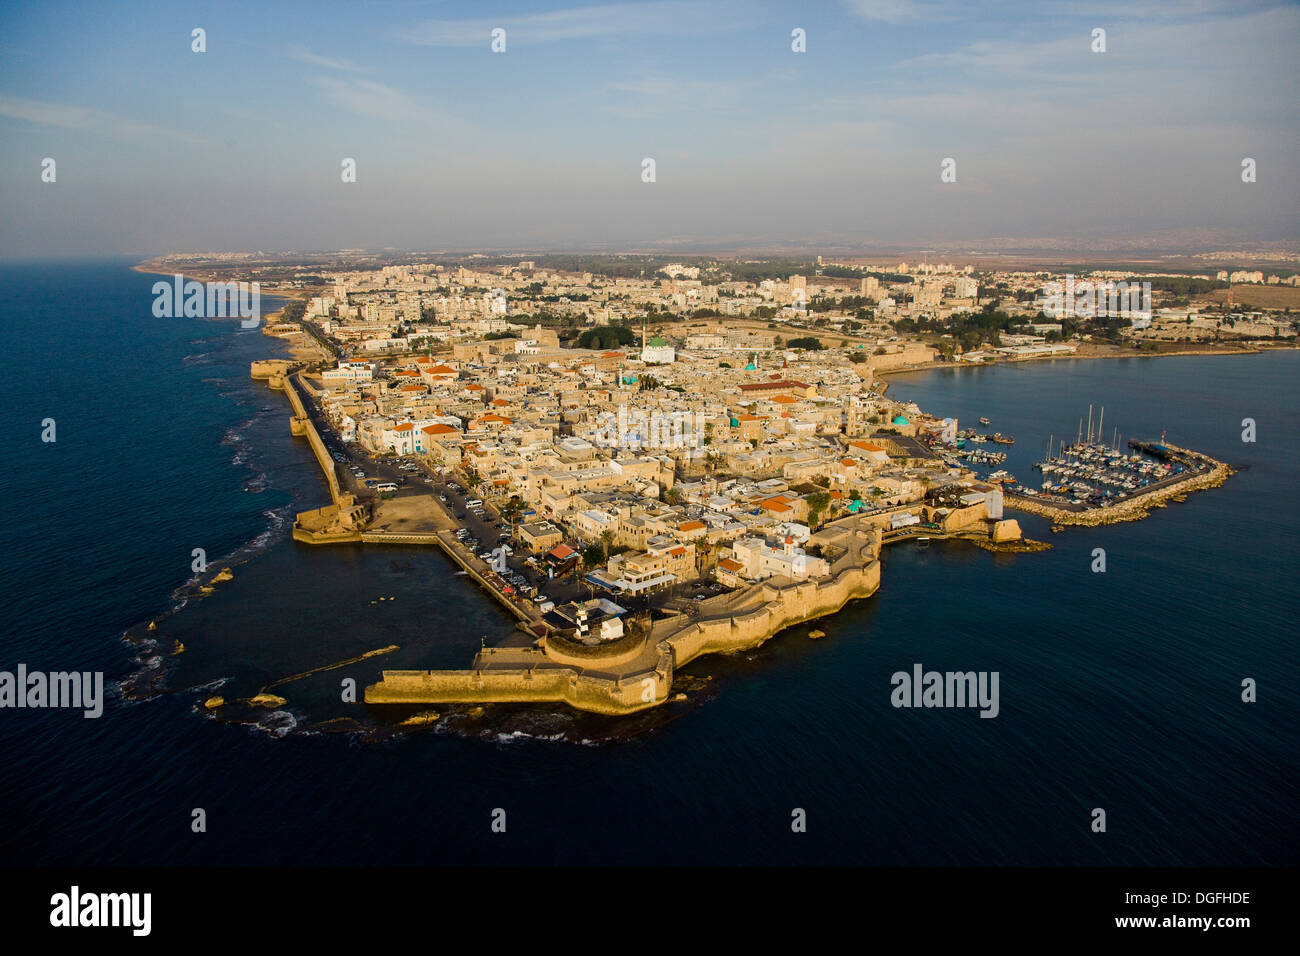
left=877, top=342, right=1295, bottom=380
left=134, top=258, right=327, bottom=365
left=250, top=328, right=1235, bottom=716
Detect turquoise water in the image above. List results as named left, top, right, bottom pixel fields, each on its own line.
left=1, top=261, right=1296, bottom=865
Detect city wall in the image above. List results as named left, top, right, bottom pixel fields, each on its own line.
left=365, top=526, right=884, bottom=715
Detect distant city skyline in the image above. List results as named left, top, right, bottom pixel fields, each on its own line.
left=1, top=0, right=1297, bottom=258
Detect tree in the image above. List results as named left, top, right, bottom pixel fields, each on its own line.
left=787, top=336, right=824, bottom=351
left=849, top=351, right=867, bottom=364
left=599, top=529, right=614, bottom=558
left=806, top=491, right=831, bottom=527
left=583, top=543, right=606, bottom=569
left=665, top=487, right=682, bottom=505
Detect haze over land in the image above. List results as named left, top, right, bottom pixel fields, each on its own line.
left=1, top=0, right=1297, bottom=258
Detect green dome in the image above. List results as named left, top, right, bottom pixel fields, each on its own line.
left=892, top=415, right=910, bottom=425
left=744, top=361, right=756, bottom=370
left=648, top=336, right=668, bottom=347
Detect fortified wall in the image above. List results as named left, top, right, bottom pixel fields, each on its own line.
left=252, top=363, right=371, bottom=541
left=365, top=520, right=885, bottom=715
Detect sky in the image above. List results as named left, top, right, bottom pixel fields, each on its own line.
left=0, top=0, right=1297, bottom=258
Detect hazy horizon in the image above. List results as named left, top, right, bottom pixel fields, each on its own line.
left=2, top=0, right=1297, bottom=259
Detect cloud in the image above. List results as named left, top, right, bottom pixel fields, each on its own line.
left=604, top=76, right=741, bottom=117
left=309, top=76, right=438, bottom=123
left=290, top=47, right=365, bottom=72
left=0, top=93, right=203, bottom=143
left=401, top=1, right=739, bottom=46
left=840, top=0, right=923, bottom=23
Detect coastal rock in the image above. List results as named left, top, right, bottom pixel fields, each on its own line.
left=249, top=693, right=288, bottom=708
left=204, top=696, right=224, bottom=710
left=399, top=711, right=440, bottom=726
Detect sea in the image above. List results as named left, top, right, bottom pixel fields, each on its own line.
left=1, top=258, right=1296, bottom=866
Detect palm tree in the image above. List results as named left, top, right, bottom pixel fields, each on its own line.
left=599, top=529, right=614, bottom=559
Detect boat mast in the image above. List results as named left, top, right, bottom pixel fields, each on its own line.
left=1097, top=407, right=1104, bottom=448
left=1087, top=405, right=1093, bottom=444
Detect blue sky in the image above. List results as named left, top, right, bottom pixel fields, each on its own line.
left=1, top=0, right=1296, bottom=256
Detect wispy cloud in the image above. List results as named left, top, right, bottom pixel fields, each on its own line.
left=604, top=76, right=741, bottom=117
left=290, top=47, right=365, bottom=72
left=309, top=76, right=439, bottom=124
left=401, top=1, right=740, bottom=46
left=0, top=93, right=204, bottom=143
left=840, top=0, right=923, bottom=23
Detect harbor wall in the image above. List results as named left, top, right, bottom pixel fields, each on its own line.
left=365, top=666, right=670, bottom=715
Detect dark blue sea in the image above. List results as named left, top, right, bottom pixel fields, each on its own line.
left=2, top=259, right=1296, bottom=865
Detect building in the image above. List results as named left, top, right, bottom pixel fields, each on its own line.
left=641, top=335, right=676, bottom=365
left=728, top=534, right=830, bottom=583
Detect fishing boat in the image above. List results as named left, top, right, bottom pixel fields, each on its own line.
left=992, top=433, right=1015, bottom=445
left=979, top=417, right=990, bottom=425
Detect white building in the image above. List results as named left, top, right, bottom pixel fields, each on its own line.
left=729, top=534, right=830, bottom=582
left=641, top=335, right=676, bottom=365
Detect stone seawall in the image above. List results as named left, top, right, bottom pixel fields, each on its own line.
left=278, top=372, right=343, bottom=505
left=365, top=534, right=884, bottom=716
left=664, top=560, right=882, bottom=671
left=365, top=666, right=671, bottom=715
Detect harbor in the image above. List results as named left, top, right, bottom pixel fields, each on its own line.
left=1003, top=407, right=1233, bottom=525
